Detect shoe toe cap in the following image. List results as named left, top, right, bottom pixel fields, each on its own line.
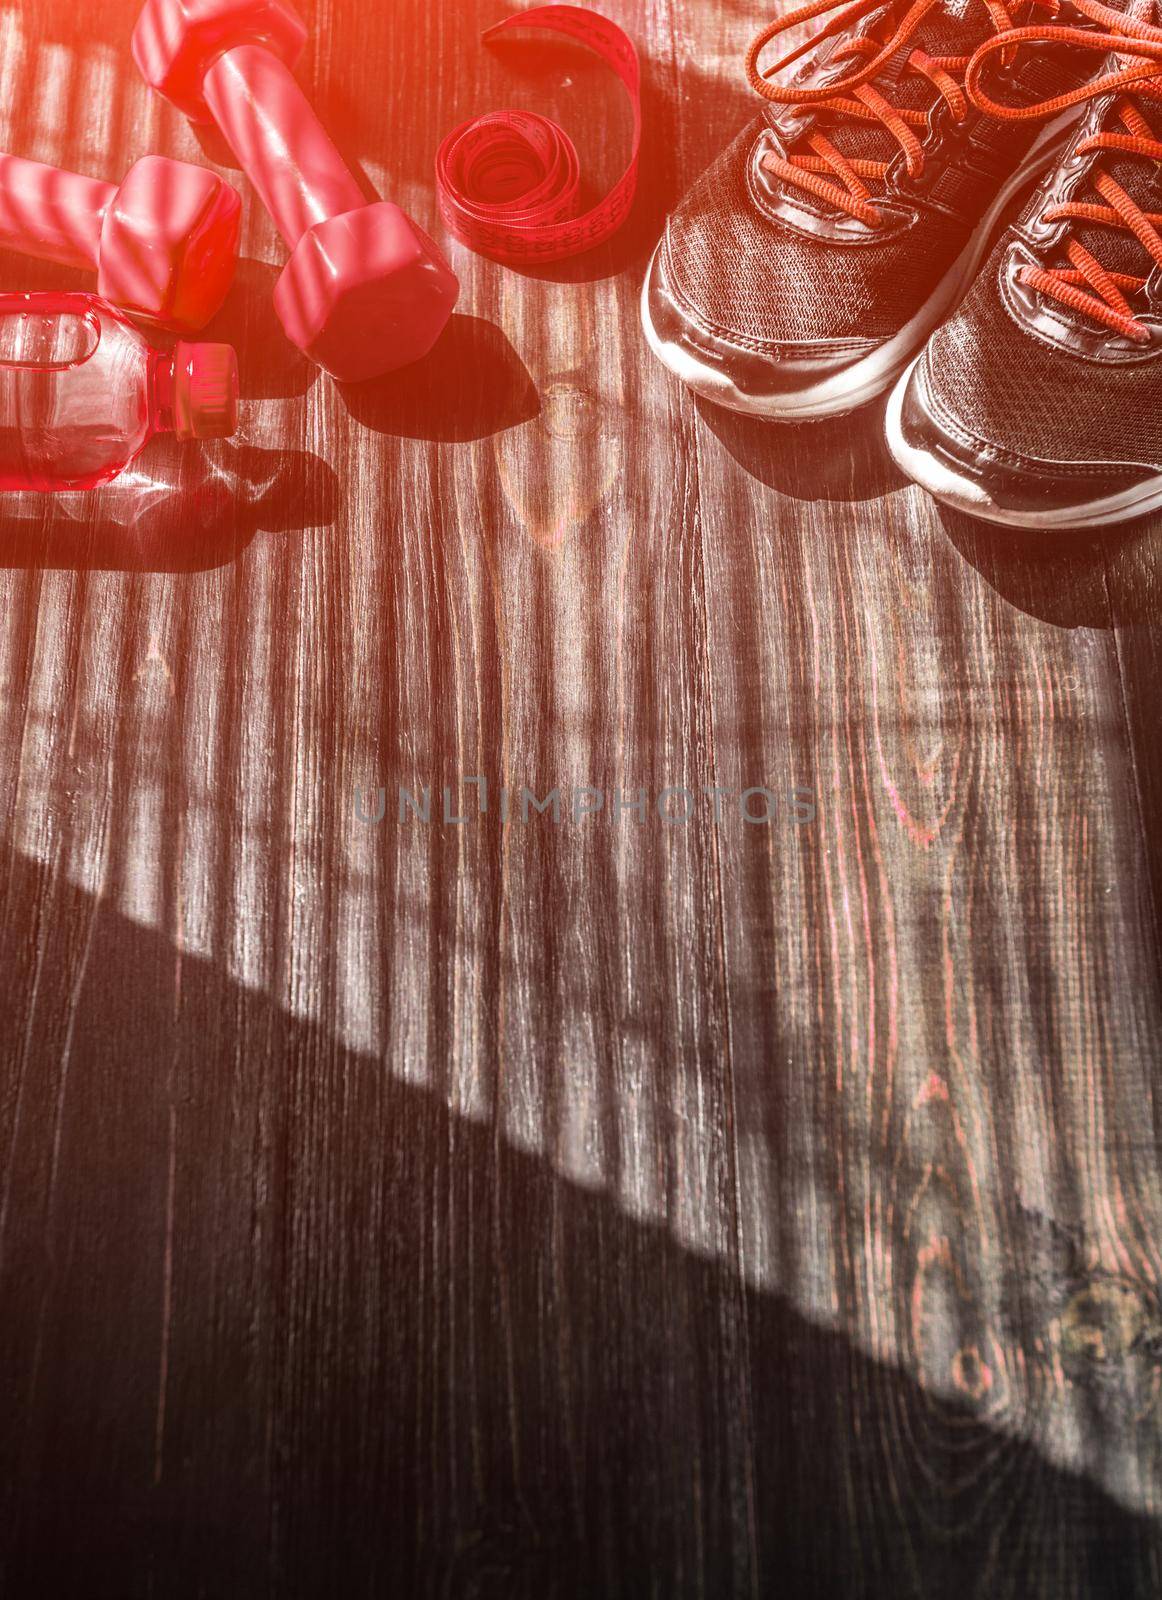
left=891, top=353, right=1156, bottom=525
left=645, top=237, right=879, bottom=412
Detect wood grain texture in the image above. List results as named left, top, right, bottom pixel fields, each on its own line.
left=0, top=0, right=1160, bottom=1595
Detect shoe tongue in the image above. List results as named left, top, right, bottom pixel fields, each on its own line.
left=1066, top=19, right=1162, bottom=289
left=1119, top=0, right=1160, bottom=26
left=797, top=0, right=991, bottom=175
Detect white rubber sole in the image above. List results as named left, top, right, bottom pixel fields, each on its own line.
left=884, top=354, right=1162, bottom=530
left=641, top=109, right=1084, bottom=421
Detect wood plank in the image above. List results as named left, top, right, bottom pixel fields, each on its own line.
left=0, top=0, right=1159, bottom=1593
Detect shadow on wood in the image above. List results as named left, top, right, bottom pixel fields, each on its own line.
left=338, top=314, right=540, bottom=443
left=0, top=442, right=339, bottom=572
left=0, top=842, right=1158, bottom=1599
left=937, top=507, right=1162, bottom=631
left=695, top=395, right=908, bottom=506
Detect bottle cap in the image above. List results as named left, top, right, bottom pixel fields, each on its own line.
left=171, top=341, right=239, bottom=440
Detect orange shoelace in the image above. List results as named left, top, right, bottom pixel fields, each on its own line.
left=965, top=0, right=1162, bottom=340
left=744, top=0, right=1048, bottom=226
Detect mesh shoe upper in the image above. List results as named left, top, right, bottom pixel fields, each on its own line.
left=914, top=0, right=1162, bottom=469
left=659, top=0, right=1096, bottom=356
left=661, top=120, right=952, bottom=345
left=919, top=238, right=1162, bottom=465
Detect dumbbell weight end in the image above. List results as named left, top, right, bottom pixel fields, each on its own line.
left=0, top=152, right=241, bottom=331
left=200, top=43, right=458, bottom=381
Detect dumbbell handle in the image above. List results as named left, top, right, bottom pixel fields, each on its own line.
left=0, top=154, right=112, bottom=271
left=202, top=45, right=366, bottom=251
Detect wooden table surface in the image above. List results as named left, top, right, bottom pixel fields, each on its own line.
left=1, top=0, right=1161, bottom=1594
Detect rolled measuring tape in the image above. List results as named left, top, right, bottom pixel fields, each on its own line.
left=435, top=5, right=641, bottom=266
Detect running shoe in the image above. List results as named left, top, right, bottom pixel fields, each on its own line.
left=643, top=0, right=1094, bottom=418
left=887, top=0, right=1162, bottom=525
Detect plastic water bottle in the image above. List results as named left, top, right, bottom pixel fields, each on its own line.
left=0, top=291, right=238, bottom=491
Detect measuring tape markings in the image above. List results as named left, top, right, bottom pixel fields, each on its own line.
left=435, top=6, right=641, bottom=265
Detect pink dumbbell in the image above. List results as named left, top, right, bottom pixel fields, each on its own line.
left=132, top=0, right=460, bottom=382
left=0, top=152, right=241, bottom=332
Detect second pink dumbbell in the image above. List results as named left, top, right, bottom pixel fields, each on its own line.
left=0, top=152, right=241, bottom=332
left=133, top=0, right=460, bottom=382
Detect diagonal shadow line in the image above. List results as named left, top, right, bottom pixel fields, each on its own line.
left=0, top=840, right=1158, bottom=1598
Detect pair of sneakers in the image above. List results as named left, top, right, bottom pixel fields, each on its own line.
left=643, top=0, right=1162, bottom=529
